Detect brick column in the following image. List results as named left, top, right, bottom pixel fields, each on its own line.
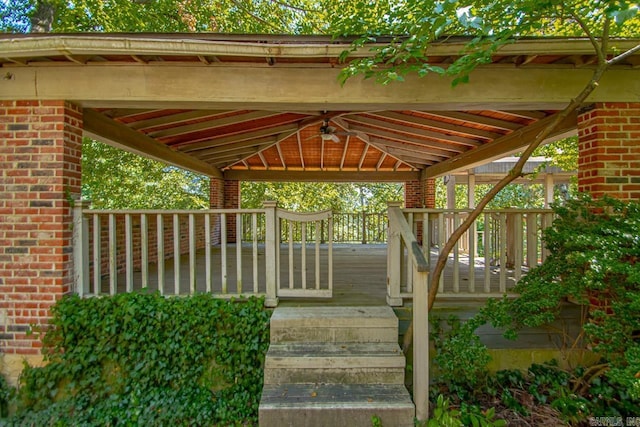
left=404, top=179, right=435, bottom=243
left=577, top=102, right=640, bottom=201
left=209, top=179, right=240, bottom=244
left=224, top=180, right=240, bottom=242
left=0, top=101, right=82, bottom=377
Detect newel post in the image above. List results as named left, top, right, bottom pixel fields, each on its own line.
left=263, top=201, right=279, bottom=307
left=413, top=265, right=430, bottom=421
left=386, top=201, right=403, bottom=306
left=73, top=199, right=91, bottom=297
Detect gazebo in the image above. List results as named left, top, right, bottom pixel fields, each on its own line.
left=1, top=33, right=639, bottom=422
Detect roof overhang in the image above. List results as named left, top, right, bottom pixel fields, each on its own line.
left=1, top=34, right=638, bottom=181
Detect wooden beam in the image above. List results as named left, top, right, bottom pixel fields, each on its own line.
left=421, top=112, right=577, bottom=179
left=344, top=122, right=463, bottom=155
left=83, top=109, right=223, bottom=179
left=367, top=137, right=447, bottom=162
left=224, top=170, right=420, bottom=182
left=129, top=109, right=232, bottom=130
left=4, top=65, right=640, bottom=110
left=147, top=110, right=285, bottom=138
left=345, top=113, right=481, bottom=147
left=424, top=111, right=522, bottom=131
left=368, top=111, right=500, bottom=140
left=179, top=123, right=299, bottom=152
left=193, top=136, right=276, bottom=159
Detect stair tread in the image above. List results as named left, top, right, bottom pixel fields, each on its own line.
left=267, top=342, right=403, bottom=357
left=260, top=383, right=413, bottom=408
left=271, top=306, right=397, bottom=328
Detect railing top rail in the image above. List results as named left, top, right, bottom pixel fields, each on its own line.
left=83, top=208, right=267, bottom=215
left=402, top=208, right=554, bottom=214
left=388, top=206, right=429, bottom=272
left=277, top=208, right=332, bottom=222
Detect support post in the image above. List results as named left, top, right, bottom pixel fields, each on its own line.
left=544, top=174, right=554, bottom=208
left=386, top=201, right=403, bottom=306
left=413, top=266, right=430, bottom=422
left=264, top=201, right=279, bottom=307
left=73, top=199, right=91, bottom=297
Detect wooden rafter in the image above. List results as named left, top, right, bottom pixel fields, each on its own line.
left=425, top=111, right=523, bottom=131
left=128, top=110, right=232, bottom=130
left=83, top=108, right=223, bottom=178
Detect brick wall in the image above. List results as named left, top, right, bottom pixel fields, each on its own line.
left=578, top=102, right=640, bottom=201
left=404, top=179, right=435, bottom=208
left=0, top=100, right=82, bottom=355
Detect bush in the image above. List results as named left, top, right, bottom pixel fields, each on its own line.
left=7, top=292, right=271, bottom=425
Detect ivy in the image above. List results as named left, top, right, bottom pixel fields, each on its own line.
left=6, top=293, right=271, bottom=425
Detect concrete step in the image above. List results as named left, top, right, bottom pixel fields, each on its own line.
left=259, top=383, right=414, bottom=427
left=270, top=306, right=398, bottom=343
left=264, top=342, right=405, bottom=385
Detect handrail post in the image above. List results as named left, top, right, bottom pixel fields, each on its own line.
left=263, top=201, right=279, bottom=307
left=386, top=202, right=403, bottom=306
left=73, top=199, right=91, bottom=297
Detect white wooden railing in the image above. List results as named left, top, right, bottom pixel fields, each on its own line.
left=387, top=206, right=554, bottom=302
left=72, top=201, right=334, bottom=306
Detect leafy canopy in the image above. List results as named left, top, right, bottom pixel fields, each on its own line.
left=333, top=0, right=640, bottom=85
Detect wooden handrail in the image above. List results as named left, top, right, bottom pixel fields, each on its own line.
left=387, top=206, right=429, bottom=272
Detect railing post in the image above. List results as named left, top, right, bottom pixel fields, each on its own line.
left=386, top=202, right=403, bottom=306
left=264, top=201, right=279, bottom=307
left=361, top=211, right=367, bottom=245
left=413, top=266, right=429, bottom=422
left=73, top=199, right=91, bottom=297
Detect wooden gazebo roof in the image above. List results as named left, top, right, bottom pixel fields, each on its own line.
left=2, top=34, right=639, bottom=181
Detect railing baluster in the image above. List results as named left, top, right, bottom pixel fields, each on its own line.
left=205, top=214, right=212, bottom=293
left=93, top=213, right=101, bottom=295
left=252, top=213, right=259, bottom=293
left=484, top=213, right=491, bottom=293
left=468, top=213, right=475, bottom=293
left=221, top=213, right=227, bottom=294
left=315, top=220, right=320, bottom=289
left=328, top=215, right=333, bottom=293
left=236, top=213, right=242, bottom=294
left=109, top=214, right=117, bottom=296
left=406, top=212, right=414, bottom=293
left=301, top=222, right=307, bottom=289
left=288, top=222, right=294, bottom=289
left=437, top=213, right=445, bottom=293
left=514, top=212, right=523, bottom=282
left=189, top=213, right=196, bottom=294
left=141, top=214, right=148, bottom=289
left=453, top=212, right=459, bottom=293
left=499, top=213, right=507, bottom=293
left=526, top=213, right=538, bottom=267
left=125, top=214, right=133, bottom=292
left=157, top=214, right=164, bottom=295
left=173, top=214, right=180, bottom=295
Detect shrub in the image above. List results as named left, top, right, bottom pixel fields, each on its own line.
left=7, top=292, right=271, bottom=425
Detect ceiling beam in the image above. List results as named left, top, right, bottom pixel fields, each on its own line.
left=421, top=111, right=578, bottom=179
left=83, top=109, right=223, bottom=179
left=345, top=113, right=482, bottom=147
left=368, top=111, right=500, bottom=140
left=344, top=122, right=464, bottom=156
left=128, top=109, right=232, bottom=130
left=179, top=123, right=299, bottom=152
left=148, top=110, right=285, bottom=138
left=424, top=111, right=522, bottom=131
left=224, top=170, right=420, bottom=182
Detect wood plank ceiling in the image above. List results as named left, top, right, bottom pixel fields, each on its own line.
left=99, top=107, right=551, bottom=173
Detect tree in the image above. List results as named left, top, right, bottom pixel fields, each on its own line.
left=331, top=0, right=640, bottom=354
left=82, top=139, right=209, bottom=209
